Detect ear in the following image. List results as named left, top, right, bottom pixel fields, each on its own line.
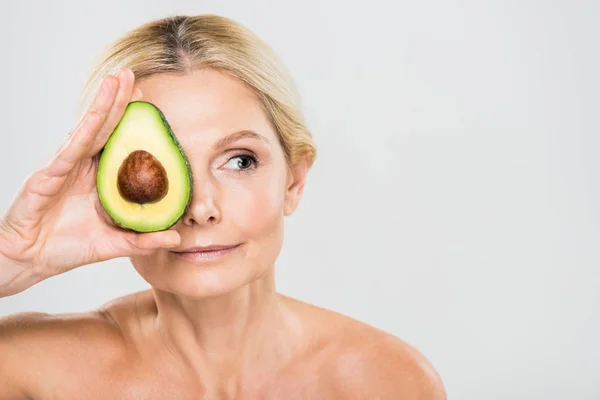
left=284, top=157, right=309, bottom=216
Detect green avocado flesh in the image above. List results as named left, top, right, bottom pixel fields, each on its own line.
left=96, top=101, right=192, bottom=233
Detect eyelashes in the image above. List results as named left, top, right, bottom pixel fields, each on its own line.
left=222, top=151, right=259, bottom=172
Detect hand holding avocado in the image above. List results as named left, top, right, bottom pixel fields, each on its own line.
left=0, top=68, right=183, bottom=297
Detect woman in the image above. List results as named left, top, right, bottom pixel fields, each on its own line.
left=0, top=14, right=446, bottom=399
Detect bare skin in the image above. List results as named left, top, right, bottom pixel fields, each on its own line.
left=0, top=68, right=446, bottom=399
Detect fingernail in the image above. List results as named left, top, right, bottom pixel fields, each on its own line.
left=164, top=236, right=180, bottom=247
left=118, top=67, right=132, bottom=80
left=132, top=88, right=143, bottom=101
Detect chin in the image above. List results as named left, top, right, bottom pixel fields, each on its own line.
left=159, top=264, right=261, bottom=299
left=131, top=243, right=276, bottom=299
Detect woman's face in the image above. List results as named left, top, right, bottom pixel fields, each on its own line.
left=129, top=69, right=306, bottom=298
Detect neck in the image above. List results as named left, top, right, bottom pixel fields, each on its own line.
left=152, top=269, right=303, bottom=390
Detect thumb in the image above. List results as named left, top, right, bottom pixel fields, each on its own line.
left=123, top=230, right=181, bottom=255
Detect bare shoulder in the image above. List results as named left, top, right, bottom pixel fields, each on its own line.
left=284, top=295, right=447, bottom=399
left=333, top=323, right=446, bottom=399
left=0, top=308, right=124, bottom=362
left=0, top=294, right=137, bottom=398
left=0, top=292, right=143, bottom=352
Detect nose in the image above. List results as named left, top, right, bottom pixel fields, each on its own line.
left=181, top=175, right=222, bottom=227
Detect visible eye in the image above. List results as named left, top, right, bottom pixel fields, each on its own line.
left=223, top=154, right=258, bottom=171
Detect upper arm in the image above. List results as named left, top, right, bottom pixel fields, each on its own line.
left=0, top=310, right=124, bottom=399
left=380, top=351, right=447, bottom=400
left=0, top=312, right=50, bottom=399
left=333, top=331, right=447, bottom=400
left=377, top=339, right=446, bottom=399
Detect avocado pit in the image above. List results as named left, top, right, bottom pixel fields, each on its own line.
left=117, top=150, right=168, bottom=204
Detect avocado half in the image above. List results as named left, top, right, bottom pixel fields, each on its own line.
left=96, top=101, right=193, bottom=233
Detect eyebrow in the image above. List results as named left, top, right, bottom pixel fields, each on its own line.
left=213, top=130, right=270, bottom=150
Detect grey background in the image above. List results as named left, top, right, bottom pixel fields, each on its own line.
left=1, top=1, right=598, bottom=399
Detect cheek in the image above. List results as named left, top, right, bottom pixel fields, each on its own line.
left=225, top=172, right=286, bottom=239
left=230, top=177, right=284, bottom=234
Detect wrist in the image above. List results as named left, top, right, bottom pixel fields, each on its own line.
left=0, top=227, right=44, bottom=297
left=0, top=253, right=43, bottom=298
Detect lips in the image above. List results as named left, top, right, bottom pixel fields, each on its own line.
left=171, top=243, right=242, bottom=262
left=175, top=244, right=240, bottom=253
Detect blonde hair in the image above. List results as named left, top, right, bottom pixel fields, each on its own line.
left=79, top=14, right=316, bottom=168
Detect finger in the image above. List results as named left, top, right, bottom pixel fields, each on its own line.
left=45, top=75, right=119, bottom=177
left=44, top=111, right=101, bottom=177
left=86, top=86, right=141, bottom=172
left=130, top=230, right=181, bottom=250
left=74, top=74, right=120, bottom=139
left=5, top=170, right=59, bottom=224
left=110, top=229, right=182, bottom=258
left=88, top=68, right=136, bottom=156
